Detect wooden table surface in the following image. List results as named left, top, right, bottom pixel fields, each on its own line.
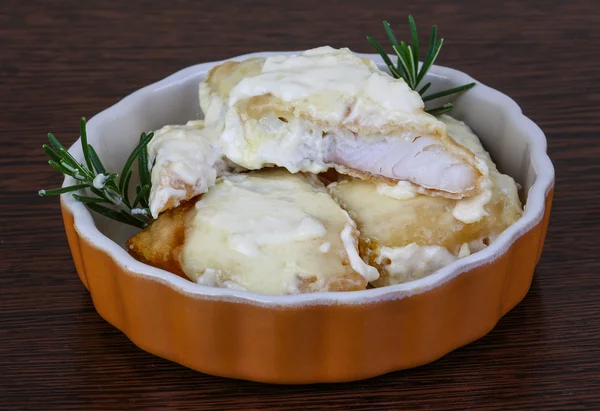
left=2, top=0, right=599, bottom=409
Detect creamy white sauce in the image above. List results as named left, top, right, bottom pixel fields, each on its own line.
left=147, top=120, right=226, bottom=218
left=439, top=116, right=522, bottom=225
left=439, top=116, right=494, bottom=223
left=452, top=179, right=492, bottom=224
left=375, top=243, right=458, bottom=285
left=229, top=46, right=423, bottom=123
left=375, top=180, right=418, bottom=200
left=494, top=171, right=521, bottom=202
left=196, top=268, right=247, bottom=291
left=458, top=243, right=471, bottom=258
left=203, top=177, right=328, bottom=256
left=341, top=223, right=379, bottom=282
left=195, top=267, right=221, bottom=287
left=179, top=170, right=371, bottom=295
left=220, top=111, right=330, bottom=174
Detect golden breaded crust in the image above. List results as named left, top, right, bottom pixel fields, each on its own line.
left=127, top=198, right=198, bottom=278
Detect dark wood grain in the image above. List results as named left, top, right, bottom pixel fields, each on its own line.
left=1, top=0, right=599, bottom=409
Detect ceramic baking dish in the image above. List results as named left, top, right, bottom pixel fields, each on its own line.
left=60, top=51, right=554, bottom=383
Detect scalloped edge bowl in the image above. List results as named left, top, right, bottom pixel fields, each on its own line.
left=60, top=51, right=554, bottom=383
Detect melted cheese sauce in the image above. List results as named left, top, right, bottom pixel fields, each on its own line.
left=340, top=221, right=380, bottom=282
left=202, top=177, right=328, bottom=257
left=228, top=46, right=424, bottom=123
left=179, top=169, right=374, bottom=295
left=221, top=111, right=330, bottom=173
left=452, top=178, right=493, bottom=223
left=439, top=115, right=497, bottom=224
left=375, top=180, right=418, bottom=200
left=374, top=243, right=458, bottom=286
left=147, top=120, right=226, bottom=218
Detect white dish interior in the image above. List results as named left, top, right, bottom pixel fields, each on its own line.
left=62, top=51, right=554, bottom=306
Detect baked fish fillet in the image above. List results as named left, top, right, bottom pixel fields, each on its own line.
left=128, top=169, right=378, bottom=295
left=328, top=115, right=523, bottom=286
left=200, top=46, right=487, bottom=199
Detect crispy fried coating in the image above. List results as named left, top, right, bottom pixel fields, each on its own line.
left=126, top=198, right=198, bottom=278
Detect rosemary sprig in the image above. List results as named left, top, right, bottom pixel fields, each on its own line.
left=39, top=118, right=154, bottom=229
left=367, top=16, right=476, bottom=114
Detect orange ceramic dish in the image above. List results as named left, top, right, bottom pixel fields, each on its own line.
left=60, top=52, right=555, bottom=383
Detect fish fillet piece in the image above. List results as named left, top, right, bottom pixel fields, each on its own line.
left=147, top=120, right=238, bottom=218
left=200, top=46, right=486, bottom=198
left=328, top=116, right=523, bottom=286
left=129, top=169, right=377, bottom=295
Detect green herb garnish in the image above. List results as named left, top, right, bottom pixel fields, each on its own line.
left=367, top=16, right=476, bottom=114
left=39, top=118, right=154, bottom=228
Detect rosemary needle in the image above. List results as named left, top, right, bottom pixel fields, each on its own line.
left=39, top=118, right=154, bottom=229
